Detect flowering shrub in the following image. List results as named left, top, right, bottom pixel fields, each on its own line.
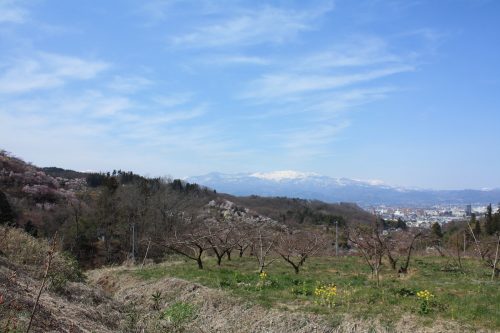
left=257, top=272, right=268, bottom=290
left=314, top=283, right=337, bottom=308
left=416, top=289, right=434, bottom=314
left=257, top=271, right=269, bottom=290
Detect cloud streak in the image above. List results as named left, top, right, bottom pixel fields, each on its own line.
left=242, top=66, right=413, bottom=101
left=296, top=37, right=404, bottom=70
left=197, top=54, right=270, bottom=66
left=0, top=52, right=109, bottom=94
left=0, top=0, right=27, bottom=24
left=170, top=3, right=333, bottom=48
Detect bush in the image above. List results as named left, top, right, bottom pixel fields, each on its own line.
left=393, top=287, right=416, bottom=297
left=162, top=302, right=197, bottom=331
left=0, top=226, right=84, bottom=290
left=291, top=280, right=313, bottom=296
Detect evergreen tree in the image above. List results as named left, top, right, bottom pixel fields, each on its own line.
left=0, top=190, right=15, bottom=224
left=431, top=222, right=443, bottom=239
left=485, top=204, right=495, bottom=235
left=24, top=220, right=38, bottom=237
left=397, top=217, right=408, bottom=230
left=494, top=209, right=500, bottom=234
left=471, top=213, right=481, bottom=236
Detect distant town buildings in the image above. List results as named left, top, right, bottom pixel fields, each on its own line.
left=367, top=204, right=490, bottom=228
left=465, top=204, right=472, bottom=217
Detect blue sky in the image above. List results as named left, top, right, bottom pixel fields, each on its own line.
left=0, top=0, right=499, bottom=189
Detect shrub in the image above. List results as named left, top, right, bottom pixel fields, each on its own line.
left=0, top=226, right=83, bottom=291
left=291, top=280, right=313, bottom=296
left=162, top=302, right=197, bottom=331
left=151, top=291, right=162, bottom=311
left=393, top=287, right=416, bottom=297
left=416, top=290, right=435, bottom=314
left=314, top=283, right=337, bottom=308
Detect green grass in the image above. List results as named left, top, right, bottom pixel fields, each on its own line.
left=162, top=301, right=197, bottom=328
left=132, top=255, right=500, bottom=330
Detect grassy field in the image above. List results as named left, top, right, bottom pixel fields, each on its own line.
left=130, top=255, right=500, bottom=331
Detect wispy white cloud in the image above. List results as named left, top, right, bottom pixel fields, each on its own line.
left=138, top=0, right=220, bottom=24
left=0, top=0, right=444, bottom=180
left=152, top=93, right=193, bottom=108
left=0, top=52, right=109, bottom=94
left=263, top=121, right=351, bottom=159
left=242, top=66, right=413, bottom=101
left=170, top=3, right=334, bottom=48
left=120, top=105, right=206, bottom=126
left=198, top=54, right=270, bottom=66
left=302, top=87, right=395, bottom=117
left=0, top=0, right=28, bottom=24
left=296, top=37, right=403, bottom=70
left=140, top=0, right=180, bottom=22
left=0, top=86, right=225, bottom=168
left=280, top=122, right=350, bottom=150
left=107, top=75, right=153, bottom=93
left=233, top=33, right=417, bottom=157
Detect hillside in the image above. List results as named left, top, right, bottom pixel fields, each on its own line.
left=0, top=150, right=372, bottom=230
left=0, top=150, right=373, bottom=268
left=223, top=194, right=373, bottom=226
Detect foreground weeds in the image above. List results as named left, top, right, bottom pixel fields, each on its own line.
left=129, top=255, right=499, bottom=331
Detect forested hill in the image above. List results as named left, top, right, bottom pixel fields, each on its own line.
left=223, top=194, right=373, bottom=226
left=0, top=150, right=373, bottom=267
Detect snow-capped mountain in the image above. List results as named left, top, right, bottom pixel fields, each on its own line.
left=187, top=171, right=500, bottom=206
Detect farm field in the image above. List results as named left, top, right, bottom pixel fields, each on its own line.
left=125, top=255, right=500, bottom=331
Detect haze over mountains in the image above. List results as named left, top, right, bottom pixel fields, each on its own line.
left=187, top=171, right=500, bottom=207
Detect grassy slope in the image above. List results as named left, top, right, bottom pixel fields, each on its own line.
left=131, top=255, right=499, bottom=331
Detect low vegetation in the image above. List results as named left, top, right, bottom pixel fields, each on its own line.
left=129, top=255, right=499, bottom=331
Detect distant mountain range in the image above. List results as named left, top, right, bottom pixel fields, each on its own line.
left=187, top=171, right=500, bottom=207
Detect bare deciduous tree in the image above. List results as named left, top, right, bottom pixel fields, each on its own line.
left=348, top=222, right=385, bottom=286
left=254, top=226, right=278, bottom=273
left=275, top=230, right=325, bottom=274
left=467, top=222, right=500, bottom=279
left=161, top=221, right=210, bottom=269
left=203, top=220, right=236, bottom=266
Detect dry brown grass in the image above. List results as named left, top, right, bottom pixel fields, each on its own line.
left=0, top=226, right=67, bottom=277
left=0, top=228, right=490, bottom=333
left=87, top=265, right=484, bottom=333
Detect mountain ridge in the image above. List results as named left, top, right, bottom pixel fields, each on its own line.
left=187, top=171, right=500, bottom=206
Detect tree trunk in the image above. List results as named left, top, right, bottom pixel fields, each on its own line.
left=400, top=233, right=421, bottom=275
left=492, top=235, right=500, bottom=280
left=388, top=255, right=397, bottom=270
left=217, top=255, right=223, bottom=266
left=227, top=250, right=232, bottom=261
left=197, top=257, right=203, bottom=269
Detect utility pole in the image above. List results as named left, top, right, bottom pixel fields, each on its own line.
left=463, top=231, right=466, bottom=255
left=335, top=220, right=338, bottom=257
left=130, top=223, right=136, bottom=262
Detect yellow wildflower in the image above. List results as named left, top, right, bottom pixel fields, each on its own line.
left=314, top=283, right=337, bottom=307
left=416, top=290, right=434, bottom=301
